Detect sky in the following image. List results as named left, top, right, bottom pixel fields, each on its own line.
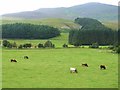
left=0, top=0, right=119, bottom=15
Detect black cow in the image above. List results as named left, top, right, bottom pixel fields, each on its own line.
left=100, top=65, right=106, bottom=70
left=82, top=63, right=88, bottom=67
left=11, top=59, right=17, bottom=62
left=24, top=56, right=29, bottom=59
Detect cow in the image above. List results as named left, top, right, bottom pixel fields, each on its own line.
left=11, top=59, right=17, bottom=62
left=82, top=63, right=88, bottom=67
left=100, top=65, right=106, bottom=70
left=24, top=56, right=29, bottom=59
left=70, top=68, right=78, bottom=73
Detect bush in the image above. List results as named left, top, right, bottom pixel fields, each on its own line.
left=3, top=40, right=10, bottom=47
left=7, top=43, right=13, bottom=48
left=63, top=44, right=68, bottom=48
left=18, top=45, right=23, bottom=49
left=12, top=42, right=17, bottom=48
left=2, top=40, right=14, bottom=48
left=108, top=45, right=114, bottom=50
left=23, top=43, right=32, bottom=48
left=116, top=46, right=120, bottom=54
left=44, top=40, right=54, bottom=48
left=114, top=46, right=120, bottom=54
left=89, top=42, right=99, bottom=48
left=52, top=44, right=55, bottom=48
left=38, top=43, right=44, bottom=48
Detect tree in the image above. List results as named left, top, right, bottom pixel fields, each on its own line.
left=18, top=45, right=23, bottom=49
left=12, top=42, right=17, bottom=48
left=7, top=43, right=13, bottom=48
left=38, top=43, right=44, bottom=48
left=2, top=23, right=60, bottom=39
left=2, top=40, right=10, bottom=47
left=69, top=18, right=117, bottom=45
left=44, top=40, right=54, bottom=48
left=116, top=46, right=120, bottom=54
left=52, top=44, right=55, bottom=48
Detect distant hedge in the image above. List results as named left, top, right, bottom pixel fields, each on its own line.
left=2, top=23, right=60, bottom=39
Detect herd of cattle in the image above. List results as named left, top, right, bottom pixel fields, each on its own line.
left=10, top=56, right=106, bottom=73
left=70, top=63, right=106, bottom=73
left=10, top=56, right=29, bottom=62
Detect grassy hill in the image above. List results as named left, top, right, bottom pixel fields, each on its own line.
left=103, top=21, right=118, bottom=30
left=1, top=18, right=80, bottom=32
left=1, top=18, right=118, bottom=30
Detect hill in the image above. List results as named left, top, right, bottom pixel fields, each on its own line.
left=2, top=18, right=81, bottom=32
left=2, top=2, right=118, bottom=22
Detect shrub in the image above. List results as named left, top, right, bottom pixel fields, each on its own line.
left=108, top=45, right=114, bottom=50
left=89, top=42, right=99, bottom=48
left=44, top=40, right=54, bottom=48
left=12, top=42, right=17, bottom=48
left=18, top=45, right=23, bottom=49
left=38, top=43, right=44, bottom=48
left=2, top=40, right=10, bottom=47
left=63, top=44, right=68, bottom=48
left=114, top=46, right=120, bottom=54
left=23, top=43, right=32, bottom=48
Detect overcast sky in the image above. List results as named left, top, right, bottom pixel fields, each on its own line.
left=0, top=0, right=119, bottom=15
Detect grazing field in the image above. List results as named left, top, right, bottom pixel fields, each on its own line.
left=3, top=33, right=69, bottom=48
left=2, top=48, right=118, bottom=88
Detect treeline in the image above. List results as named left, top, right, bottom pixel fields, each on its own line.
left=2, top=40, right=69, bottom=49
left=69, top=18, right=118, bottom=46
left=2, top=23, right=60, bottom=39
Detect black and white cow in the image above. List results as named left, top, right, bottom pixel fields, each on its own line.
left=70, top=68, right=78, bottom=73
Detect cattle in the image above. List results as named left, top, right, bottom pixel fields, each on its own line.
left=82, top=63, right=88, bottom=67
left=11, top=59, right=17, bottom=62
left=70, top=68, right=78, bottom=73
left=100, top=65, right=106, bottom=70
left=24, top=56, right=29, bottom=59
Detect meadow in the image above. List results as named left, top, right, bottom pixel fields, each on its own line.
left=3, top=33, right=69, bottom=48
left=1, top=19, right=118, bottom=88
left=2, top=46, right=118, bottom=88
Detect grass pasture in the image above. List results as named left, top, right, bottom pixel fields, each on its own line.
left=2, top=48, right=118, bottom=88
left=3, top=33, right=69, bottom=48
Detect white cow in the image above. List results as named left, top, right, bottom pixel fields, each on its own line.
left=70, top=67, right=78, bottom=73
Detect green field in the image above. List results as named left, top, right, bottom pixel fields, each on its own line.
left=1, top=33, right=118, bottom=88
left=2, top=33, right=69, bottom=48
left=1, top=19, right=118, bottom=88
left=2, top=48, right=118, bottom=88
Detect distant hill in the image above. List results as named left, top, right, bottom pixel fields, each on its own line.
left=2, top=2, right=118, bottom=22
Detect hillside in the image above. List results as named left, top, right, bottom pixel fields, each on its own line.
left=2, top=2, right=118, bottom=22
left=2, top=18, right=81, bottom=32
